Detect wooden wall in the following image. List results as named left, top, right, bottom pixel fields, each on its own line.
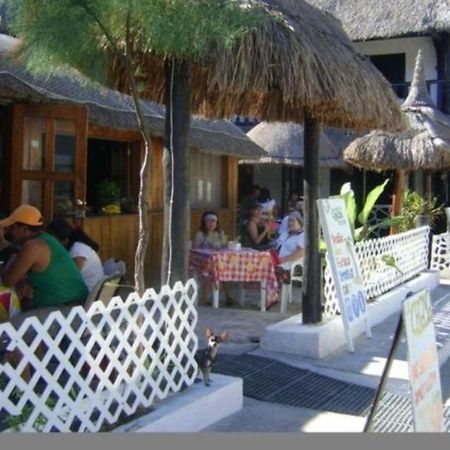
left=84, top=136, right=239, bottom=289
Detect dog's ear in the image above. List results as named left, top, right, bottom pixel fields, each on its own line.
left=205, top=327, right=213, bottom=338
left=220, top=331, right=229, bottom=342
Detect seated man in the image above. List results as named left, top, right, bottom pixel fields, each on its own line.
left=277, top=210, right=304, bottom=269
left=0, top=205, right=88, bottom=324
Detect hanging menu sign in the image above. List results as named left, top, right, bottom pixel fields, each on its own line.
left=317, top=197, right=371, bottom=352
left=403, top=289, right=444, bottom=432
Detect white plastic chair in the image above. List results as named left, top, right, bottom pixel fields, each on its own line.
left=280, top=259, right=303, bottom=313
left=84, top=273, right=122, bottom=311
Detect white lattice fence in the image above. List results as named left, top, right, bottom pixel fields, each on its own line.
left=0, top=279, right=198, bottom=432
left=323, top=226, right=430, bottom=318
left=366, top=204, right=391, bottom=238
left=430, top=232, right=450, bottom=273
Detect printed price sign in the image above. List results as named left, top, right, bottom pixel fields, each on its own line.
left=403, top=289, right=444, bottom=432
left=317, top=197, right=371, bottom=352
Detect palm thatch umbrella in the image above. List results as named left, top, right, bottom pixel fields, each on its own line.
left=240, top=121, right=346, bottom=167
left=343, top=50, right=450, bottom=218
left=118, top=0, right=404, bottom=132
left=113, top=0, right=404, bottom=324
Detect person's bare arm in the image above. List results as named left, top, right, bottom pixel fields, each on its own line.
left=279, top=247, right=304, bottom=265
left=247, top=221, right=269, bottom=245
left=2, top=240, right=48, bottom=286
left=72, top=256, right=86, bottom=271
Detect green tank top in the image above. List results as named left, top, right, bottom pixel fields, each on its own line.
left=27, top=233, right=88, bottom=308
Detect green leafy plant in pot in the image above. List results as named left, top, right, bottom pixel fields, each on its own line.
left=396, top=190, right=443, bottom=232
left=96, top=180, right=121, bottom=214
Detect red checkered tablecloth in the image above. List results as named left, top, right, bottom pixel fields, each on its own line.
left=189, top=248, right=279, bottom=309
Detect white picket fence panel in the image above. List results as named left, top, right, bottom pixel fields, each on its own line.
left=0, top=279, right=198, bottom=432
left=323, top=226, right=430, bottom=318
left=430, top=232, right=450, bottom=273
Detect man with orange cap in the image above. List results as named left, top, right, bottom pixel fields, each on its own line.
left=0, top=205, right=88, bottom=322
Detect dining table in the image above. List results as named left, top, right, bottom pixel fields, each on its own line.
left=188, top=247, right=279, bottom=311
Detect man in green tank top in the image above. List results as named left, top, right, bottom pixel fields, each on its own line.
left=0, top=205, right=88, bottom=314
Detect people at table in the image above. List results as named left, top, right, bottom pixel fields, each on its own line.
left=241, top=202, right=273, bottom=250
left=239, top=185, right=261, bottom=220
left=277, top=210, right=305, bottom=269
left=192, top=211, right=228, bottom=250
left=279, top=198, right=304, bottom=236
left=0, top=205, right=88, bottom=323
left=257, top=187, right=278, bottom=221
left=192, top=211, right=234, bottom=306
left=286, top=191, right=299, bottom=214
left=47, top=218, right=105, bottom=292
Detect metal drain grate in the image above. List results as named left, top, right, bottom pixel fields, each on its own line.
left=213, top=354, right=375, bottom=415
left=212, top=354, right=450, bottom=432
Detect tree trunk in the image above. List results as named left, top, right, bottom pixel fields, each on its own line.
left=390, top=169, right=406, bottom=234
left=123, top=32, right=152, bottom=297
left=301, top=112, right=322, bottom=324
left=134, top=139, right=151, bottom=296
left=161, top=59, right=191, bottom=286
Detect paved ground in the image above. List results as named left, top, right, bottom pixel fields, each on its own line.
left=195, top=282, right=450, bottom=432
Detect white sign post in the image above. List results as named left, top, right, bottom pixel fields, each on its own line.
left=317, top=197, right=371, bottom=352
left=403, top=289, right=444, bottom=432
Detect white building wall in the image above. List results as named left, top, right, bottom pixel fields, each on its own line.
left=355, top=36, right=438, bottom=103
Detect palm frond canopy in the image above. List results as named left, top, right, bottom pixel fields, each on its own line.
left=0, top=34, right=265, bottom=159
left=343, top=50, right=450, bottom=171
left=240, top=121, right=346, bottom=167
left=113, top=0, right=404, bottom=132
left=307, top=0, right=450, bottom=41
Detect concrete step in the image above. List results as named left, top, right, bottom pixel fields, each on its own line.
left=113, top=374, right=242, bottom=432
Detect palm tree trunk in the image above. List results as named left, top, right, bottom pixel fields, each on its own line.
left=301, top=112, right=322, bottom=324
left=161, top=59, right=191, bottom=286
left=390, top=169, right=406, bottom=234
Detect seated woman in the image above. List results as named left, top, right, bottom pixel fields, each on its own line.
left=241, top=202, right=273, bottom=250
left=277, top=210, right=305, bottom=271
left=193, top=211, right=228, bottom=250
left=47, top=218, right=105, bottom=292
left=192, top=211, right=234, bottom=306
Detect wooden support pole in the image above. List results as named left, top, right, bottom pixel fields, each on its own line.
left=301, top=112, right=322, bottom=324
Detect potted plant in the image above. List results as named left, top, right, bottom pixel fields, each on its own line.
left=96, top=180, right=121, bottom=215
left=396, top=190, right=443, bottom=232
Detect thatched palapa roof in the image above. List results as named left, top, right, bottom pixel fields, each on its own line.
left=306, top=0, right=450, bottom=41
left=343, top=50, right=450, bottom=171
left=240, top=121, right=346, bottom=167
left=116, top=0, right=403, bottom=132
left=0, top=34, right=265, bottom=159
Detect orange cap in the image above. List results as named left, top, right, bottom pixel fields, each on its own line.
left=0, top=205, right=44, bottom=228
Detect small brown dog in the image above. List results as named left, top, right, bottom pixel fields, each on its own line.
left=195, top=327, right=228, bottom=386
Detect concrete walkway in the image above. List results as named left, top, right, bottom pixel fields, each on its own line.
left=196, top=282, right=450, bottom=432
